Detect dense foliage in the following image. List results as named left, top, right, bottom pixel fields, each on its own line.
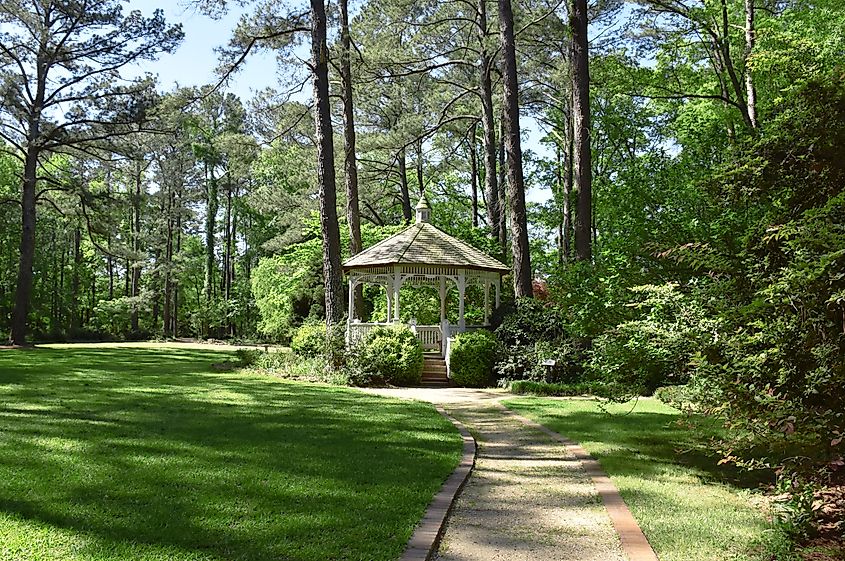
left=448, top=330, right=498, bottom=387
left=290, top=321, right=329, bottom=358
left=348, top=326, right=424, bottom=387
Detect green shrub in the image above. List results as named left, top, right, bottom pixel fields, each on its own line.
left=255, top=350, right=292, bottom=371
left=291, top=322, right=328, bottom=358
left=509, top=380, right=620, bottom=397
left=494, top=297, right=566, bottom=347
left=449, top=330, right=497, bottom=387
left=653, top=384, right=693, bottom=408
left=586, top=283, right=718, bottom=396
left=235, top=348, right=262, bottom=366
left=351, top=326, right=423, bottom=386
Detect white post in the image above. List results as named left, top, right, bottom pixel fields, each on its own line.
left=347, top=277, right=355, bottom=343
left=393, top=267, right=401, bottom=323
left=457, top=270, right=466, bottom=332
left=495, top=276, right=501, bottom=309
left=348, top=278, right=356, bottom=320
left=385, top=283, right=392, bottom=323
left=439, top=276, right=446, bottom=322
left=484, top=280, right=490, bottom=325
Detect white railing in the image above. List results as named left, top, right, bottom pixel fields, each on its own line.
left=348, top=321, right=443, bottom=350
left=347, top=322, right=384, bottom=346
left=416, top=326, right=442, bottom=351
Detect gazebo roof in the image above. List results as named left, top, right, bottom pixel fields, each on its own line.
left=343, top=221, right=509, bottom=273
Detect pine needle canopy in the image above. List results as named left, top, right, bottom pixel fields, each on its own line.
left=342, top=222, right=509, bottom=273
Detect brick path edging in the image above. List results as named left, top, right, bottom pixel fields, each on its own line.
left=400, top=405, right=477, bottom=561
left=495, top=401, right=660, bottom=561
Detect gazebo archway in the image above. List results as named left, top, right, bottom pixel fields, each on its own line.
left=343, top=195, right=508, bottom=359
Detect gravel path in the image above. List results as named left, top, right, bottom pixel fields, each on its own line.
left=361, top=388, right=626, bottom=561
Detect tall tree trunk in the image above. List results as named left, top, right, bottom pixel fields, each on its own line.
left=174, top=184, right=182, bottom=337
left=555, top=144, right=564, bottom=263
left=71, top=227, right=81, bottom=334
left=312, top=0, right=344, bottom=326
left=718, top=0, right=754, bottom=129
left=10, top=149, right=37, bottom=345
left=130, top=161, right=142, bottom=333
left=498, top=0, right=533, bottom=298
left=223, top=181, right=232, bottom=301
left=571, top=0, right=592, bottom=262
left=415, top=139, right=424, bottom=195
left=478, top=0, right=500, bottom=241
left=563, top=120, right=574, bottom=262
left=470, top=122, right=479, bottom=227
left=163, top=187, right=173, bottom=338
left=744, top=0, right=758, bottom=129
left=497, top=113, right=507, bottom=250
left=398, top=148, right=412, bottom=223
left=340, top=0, right=364, bottom=317
left=204, top=163, right=218, bottom=305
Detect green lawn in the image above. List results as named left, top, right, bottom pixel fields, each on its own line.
left=0, top=346, right=461, bottom=561
left=504, top=397, right=786, bottom=561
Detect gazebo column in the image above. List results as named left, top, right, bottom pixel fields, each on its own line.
left=484, top=280, right=490, bottom=325
left=348, top=277, right=356, bottom=321
left=439, top=277, right=446, bottom=322
left=393, top=267, right=401, bottom=322
left=495, top=276, right=501, bottom=309
left=457, top=271, right=466, bottom=331
left=385, top=283, right=392, bottom=322
left=346, top=276, right=353, bottom=343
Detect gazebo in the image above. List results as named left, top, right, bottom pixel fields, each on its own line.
left=343, top=195, right=509, bottom=361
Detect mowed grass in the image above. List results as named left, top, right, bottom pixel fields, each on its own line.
left=504, top=397, right=782, bottom=561
left=0, top=346, right=462, bottom=561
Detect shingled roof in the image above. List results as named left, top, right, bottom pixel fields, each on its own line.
left=342, top=222, right=509, bottom=273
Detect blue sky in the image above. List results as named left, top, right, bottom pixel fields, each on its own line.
left=126, top=1, right=278, bottom=99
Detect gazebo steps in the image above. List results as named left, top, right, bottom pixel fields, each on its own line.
left=421, top=354, right=449, bottom=387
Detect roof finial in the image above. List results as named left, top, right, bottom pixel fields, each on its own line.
left=415, top=190, right=431, bottom=224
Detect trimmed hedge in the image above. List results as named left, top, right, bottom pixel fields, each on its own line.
left=449, top=330, right=497, bottom=387
left=351, top=325, right=423, bottom=386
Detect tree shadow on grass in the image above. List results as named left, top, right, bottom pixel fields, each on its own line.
left=507, top=401, right=773, bottom=490
left=0, top=348, right=461, bottom=561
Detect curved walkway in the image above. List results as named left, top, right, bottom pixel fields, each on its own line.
left=362, top=387, right=654, bottom=561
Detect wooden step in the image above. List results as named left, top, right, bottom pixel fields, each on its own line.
left=421, top=354, right=449, bottom=387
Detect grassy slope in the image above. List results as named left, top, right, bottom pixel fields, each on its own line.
left=504, top=397, right=781, bottom=561
left=0, top=346, right=461, bottom=561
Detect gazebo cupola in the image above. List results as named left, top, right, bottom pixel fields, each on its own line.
left=415, top=193, right=431, bottom=223
left=343, top=193, right=508, bottom=358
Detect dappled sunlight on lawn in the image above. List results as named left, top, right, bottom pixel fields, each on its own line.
left=0, top=347, right=461, bottom=561
left=504, top=397, right=776, bottom=561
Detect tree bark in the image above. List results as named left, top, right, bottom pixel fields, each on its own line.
left=130, top=160, right=142, bottom=333
left=204, top=162, right=218, bottom=306
left=497, top=113, right=507, bottom=250
left=312, top=0, right=344, bottom=326
left=415, top=139, right=424, bottom=195
left=339, top=0, right=364, bottom=316
left=478, top=0, right=500, bottom=241
left=398, top=148, right=412, bottom=223
left=498, top=0, right=533, bottom=298
left=163, top=186, right=173, bottom=338
left=10, top=149, right=37, bottom=345
left=71, top=227, right=81, bottom=334
left=744, top=0, right=758, bottom=129
left=470, top=122, right=479, bottom=227
left=571, top=0, right=592, bottom=262
left=562, top=119, right=573, bottom=262
left=718, top=0, right=754, bottom=129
